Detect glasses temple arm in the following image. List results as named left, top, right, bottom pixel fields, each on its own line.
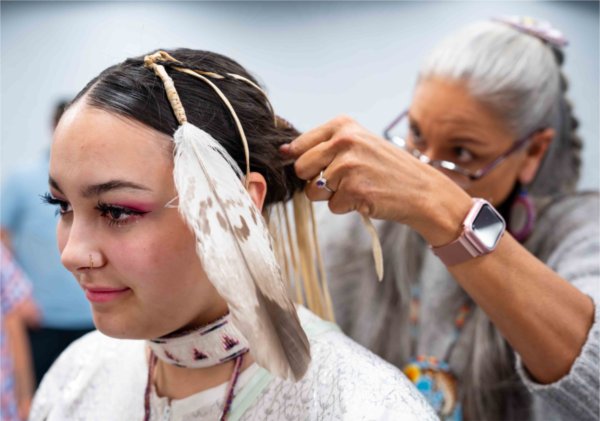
left=471, top=134, right=535, bottom=179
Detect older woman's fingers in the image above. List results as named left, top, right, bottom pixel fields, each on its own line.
left=281, top=115, right=354, bottom=158
left=326, top=178, right=355, bottom=215
left=294, top=140, right=337, bottom=181
left=280, top=123, right=334, bottom=158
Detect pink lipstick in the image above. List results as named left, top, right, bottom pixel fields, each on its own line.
left=84, top=286, right=131, bottom=303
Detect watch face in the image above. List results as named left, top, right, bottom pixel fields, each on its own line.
left=472, top=204, right=505, bottom=249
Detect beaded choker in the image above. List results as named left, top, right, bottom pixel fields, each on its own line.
left=147, top=313, right=249, bottom=368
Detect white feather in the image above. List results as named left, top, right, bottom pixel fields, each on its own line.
left=172, top=122, right=310, bottom=380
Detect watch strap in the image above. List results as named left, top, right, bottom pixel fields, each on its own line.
left=432, top=236, right=479, bottom=266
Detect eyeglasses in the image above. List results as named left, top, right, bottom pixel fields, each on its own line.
left=383, top=110, right=538, bottom=189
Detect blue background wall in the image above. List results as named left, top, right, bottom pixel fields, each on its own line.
left=2, top=1, right=598, bottom=189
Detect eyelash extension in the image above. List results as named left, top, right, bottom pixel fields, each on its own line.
left=95, top=201, right=149, bottom=227
left=40, top=192, right=69, bottom=216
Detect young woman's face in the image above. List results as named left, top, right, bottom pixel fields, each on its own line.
left=409, top=78, right=533, bottom=205
left=49, top=101, right=229, bottom=339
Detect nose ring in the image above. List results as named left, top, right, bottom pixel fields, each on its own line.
left=89, top=254, right=94, bottom=269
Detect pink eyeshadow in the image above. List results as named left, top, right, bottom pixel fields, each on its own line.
left=111, top=202, right=154, bottom=212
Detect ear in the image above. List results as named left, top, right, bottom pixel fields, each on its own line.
left=246, top=172, right=268, bottom=211
left=518, top=128, right=554, bottom=185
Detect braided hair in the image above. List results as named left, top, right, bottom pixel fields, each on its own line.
left=531, top=46, right=583, bottom=195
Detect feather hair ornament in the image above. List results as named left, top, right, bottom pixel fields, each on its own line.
left=143, top=50, right=384, bottom=380
left=143, top=51, right=310, bottom=380
left=172, top=56, right=384, bottom=283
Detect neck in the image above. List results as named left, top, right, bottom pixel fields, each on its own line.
left=153, top=352, right=254, bottom=400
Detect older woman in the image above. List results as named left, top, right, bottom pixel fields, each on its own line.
left=284, top=18, right=598, bottom=421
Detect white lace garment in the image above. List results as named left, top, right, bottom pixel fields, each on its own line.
left=30, top=306, right=438, bottom=420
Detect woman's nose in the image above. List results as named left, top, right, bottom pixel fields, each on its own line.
left=59, top=220, right=104, bottom=273
left=422, top=146, right=444, bottom=162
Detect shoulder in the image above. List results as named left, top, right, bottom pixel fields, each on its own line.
left=30, top=330, right=147, bottom=421
left=35, top=330, right=143, bottom=386
left=536, top=191, right=598, bottom=227
left=529, top=192, right=598, bottom=255
left=244, top=307, right=437, bottom=420
left=54, top=329, right=143, bottom=363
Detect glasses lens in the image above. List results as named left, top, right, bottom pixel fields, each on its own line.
left=385, top=113, right=411, bottom=149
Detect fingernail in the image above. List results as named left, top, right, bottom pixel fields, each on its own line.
left=279, top=143, right=291, bottom=155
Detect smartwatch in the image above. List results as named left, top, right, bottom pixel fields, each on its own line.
left=431, top=198, right=506, bottom=266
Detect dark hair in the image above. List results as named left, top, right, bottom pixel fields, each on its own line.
left=70, top=48, right=303, bottom=205
left=53, top=99, right=70, bottom=129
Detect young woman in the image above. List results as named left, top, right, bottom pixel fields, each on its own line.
left=286, top=17, right=599, bottom=421
left=28, top=49, right=437, bottom=420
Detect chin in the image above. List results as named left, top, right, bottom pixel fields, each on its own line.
left=92, top=313, right=149, bottom=340
left=94, top=321, right=134, bottom=339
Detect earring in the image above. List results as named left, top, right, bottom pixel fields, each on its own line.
left=508, top=185, right=536, bottom=242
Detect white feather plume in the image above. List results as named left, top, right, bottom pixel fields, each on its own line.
left=172, top=122, right=311, bottom=381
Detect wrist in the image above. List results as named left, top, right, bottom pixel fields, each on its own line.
left=413, top=187, right=473, bottom=247
left=430, top=198, right=506, bottom=266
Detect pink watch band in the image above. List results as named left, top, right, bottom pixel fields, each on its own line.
left=432, top=236, right=480, bottom=266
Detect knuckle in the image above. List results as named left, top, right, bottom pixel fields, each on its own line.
left=330, top=131, right=358, bottom=150
left=332, top=114, right=354, bottom=128
left=337, top=156, right=359, bottom=173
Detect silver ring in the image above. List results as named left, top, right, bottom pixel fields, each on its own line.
left=316, top=170, right=334, bottom=193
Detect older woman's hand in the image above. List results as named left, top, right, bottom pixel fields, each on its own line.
left=281, top=115, right=472, bottom=246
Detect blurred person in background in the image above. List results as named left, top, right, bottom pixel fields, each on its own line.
left=284, top=17, right=599, bottom=421
left=1, top=243, right=35, bottom=421
left=1, top=100, right=94, bottom=386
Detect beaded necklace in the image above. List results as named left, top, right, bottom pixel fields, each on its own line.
left=403, top=285, right=472, bottom=421
left=143, top=351, right=245, bottom=421
left=142, top=313, right=249, bottom=420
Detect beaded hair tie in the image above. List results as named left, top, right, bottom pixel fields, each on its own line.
left=494, top=16, right=568, bottom=48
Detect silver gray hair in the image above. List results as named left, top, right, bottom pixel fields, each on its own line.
left=418, top=20, right=581, bottom=196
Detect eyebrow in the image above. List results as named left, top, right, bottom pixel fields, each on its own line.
left=48, top=176, right=152, bottom=197
left=448, top=136, right=487, bottom=147
left=408, top=115, right=487, bottom=147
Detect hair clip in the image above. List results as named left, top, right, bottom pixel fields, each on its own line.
left=493, top=16, right=568, bottom=48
